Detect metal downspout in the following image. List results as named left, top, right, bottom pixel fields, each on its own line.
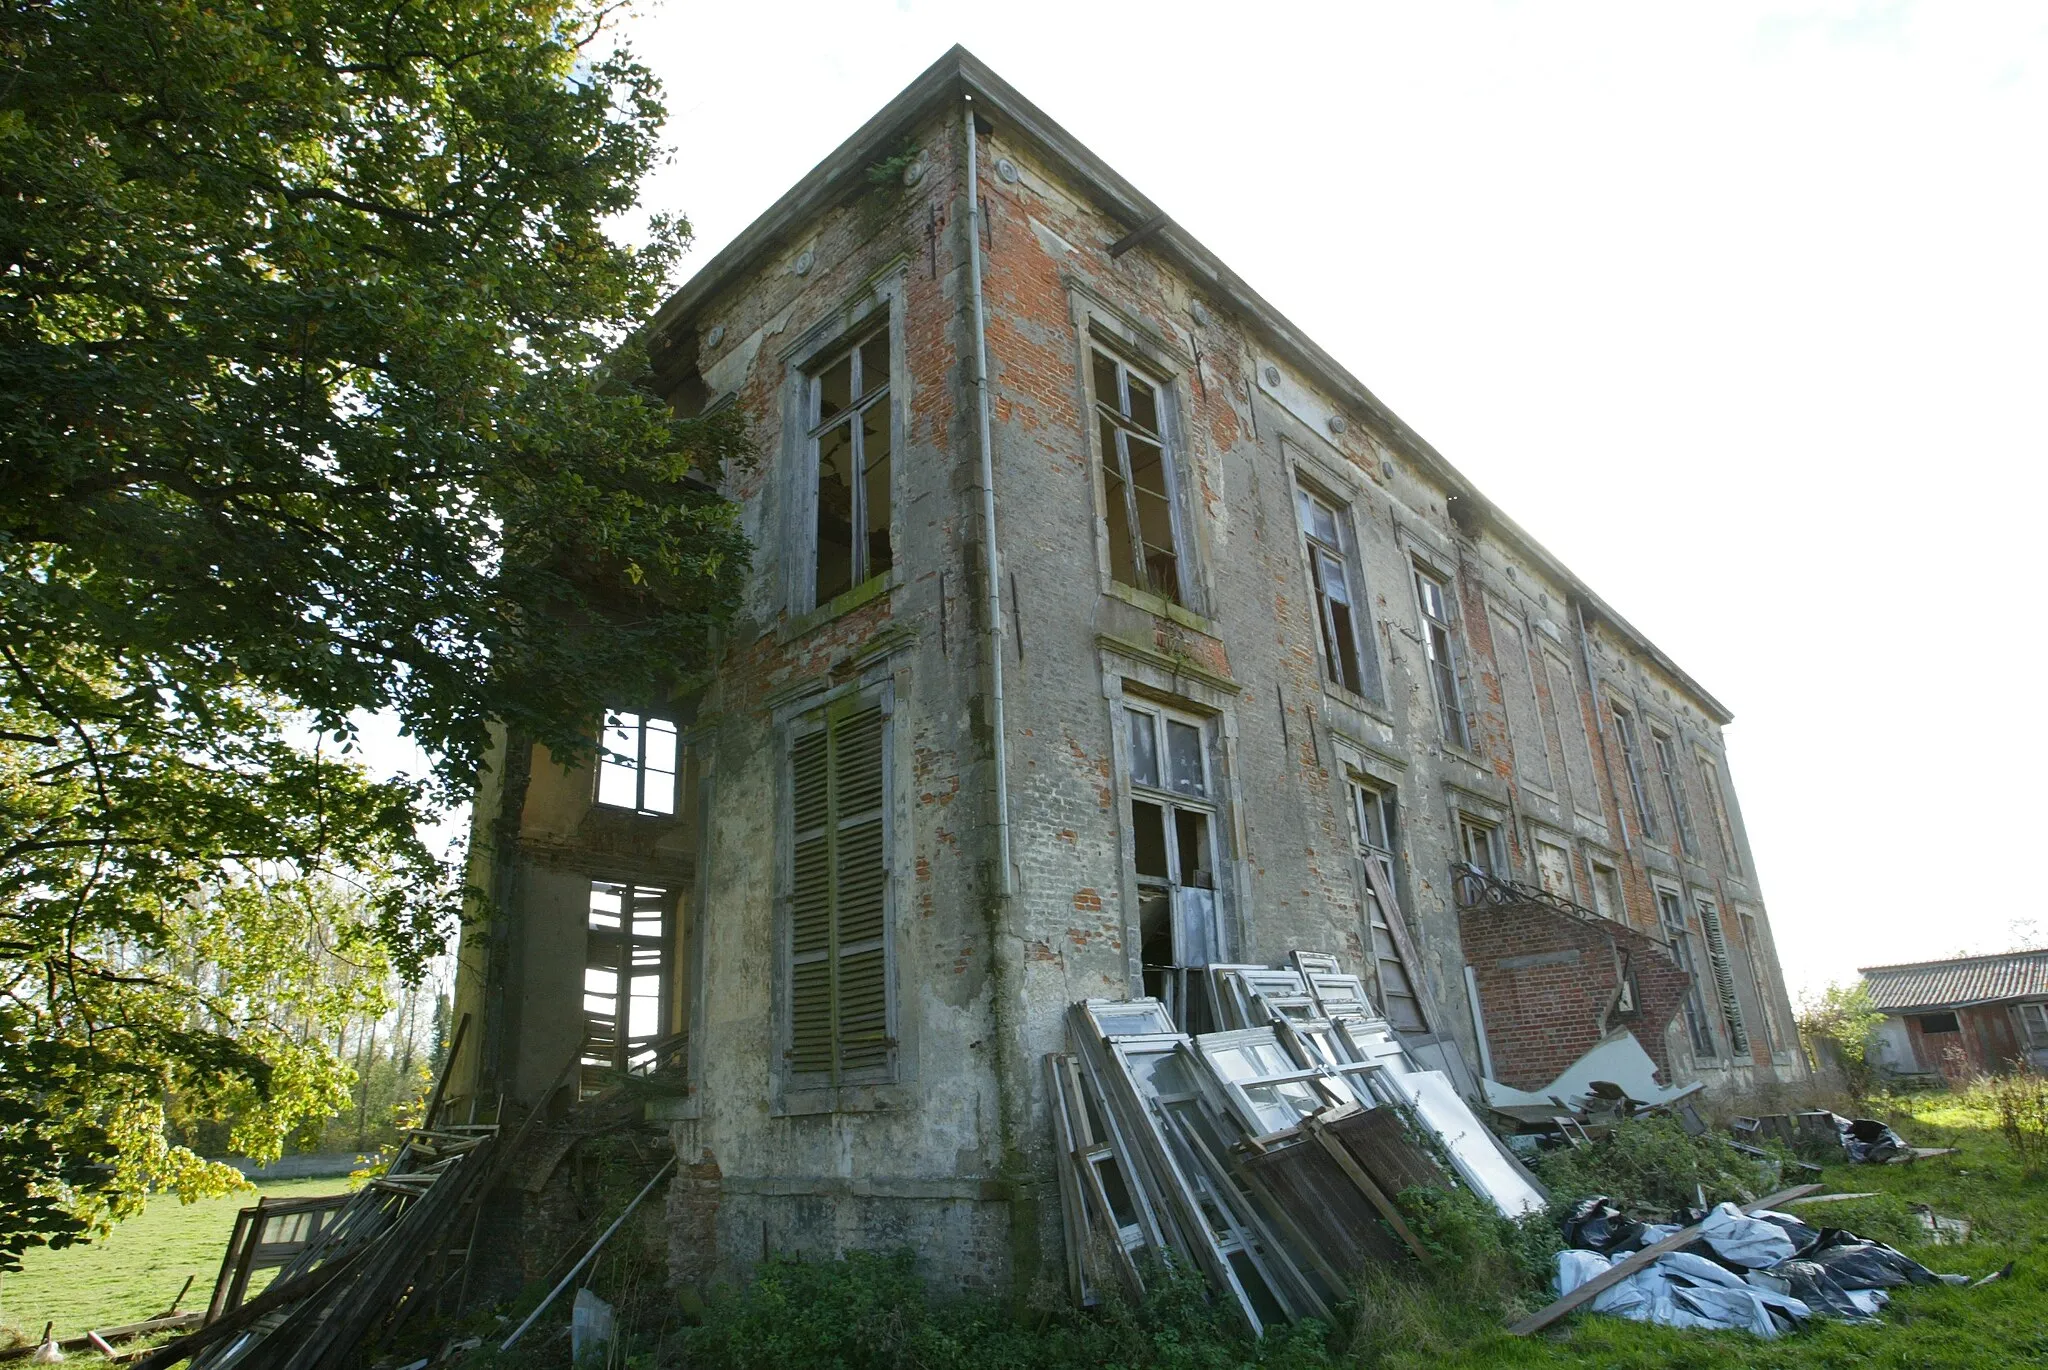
left=964, top=98, right=1013, bottom=895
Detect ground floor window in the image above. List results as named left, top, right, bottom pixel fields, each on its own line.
left=582, top=880, right=670, bottom=1094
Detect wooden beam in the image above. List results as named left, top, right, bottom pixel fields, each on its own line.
left=1507, top=1183, right=1823, bottom=1336
left=1109, top=213, right=1170, bottom=259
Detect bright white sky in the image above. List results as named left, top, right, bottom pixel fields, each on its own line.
left=365, top=2, right=2048, bottom=1004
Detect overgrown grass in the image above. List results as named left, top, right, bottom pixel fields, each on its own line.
left=0, top=1177, right=345, bottom=1342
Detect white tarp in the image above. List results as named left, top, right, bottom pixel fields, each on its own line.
left=1483, top=1028, right=1702, bottom=1113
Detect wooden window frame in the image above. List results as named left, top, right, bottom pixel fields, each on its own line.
left=1124, top=699, right=1224, bottom=986
left=1090, top=347, right=1188, bottom=604
left=1293, top=482, right=1379, bottom=702
left=1656, top=885, right=1716, bottom=1058
left=580, top=880, right=672, bottom=1095
left=1696, top=751, right=1743, bottom=874
left=595, top=710, right=679, bottom=816
left=1413, top=564, right=1471, bottom=750
left=1610, top=703, right=1659, bottom=841
left=804, top=327, right=894, bottom=609
left=1651, top=727, right=1701, bottom=859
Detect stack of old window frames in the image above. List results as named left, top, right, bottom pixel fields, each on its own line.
left=1051, top=956, right=1547, bottom=1330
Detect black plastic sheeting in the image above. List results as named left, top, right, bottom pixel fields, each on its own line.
left=1798, top=1229, right=1948, bottom=1290
left=1561, top=1196, right=1646, bottom=1256
left=1754, top=1259, right=1878, bottom=1323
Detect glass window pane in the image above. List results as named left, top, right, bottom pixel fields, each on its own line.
left=862, top=402, right=893, bottom=578
left=815, top=421, right=856, bottom=603
left=1166, top=720, right=1204, bottom=797
left=597, top=758, right=638, bottom=808
left=1299, top=491, right=1339, bottom=546
left=1125, top=371, right=1158, bottom=434
left=1132, top=799, right=1168, bottom=879
left=817, top=354, right=853, bottom=422
left=588, top=883, right=622, bottom=928
left=584, top=967, right=618, bottom=996
left=627, top=977, right=661, bottom=1038
left=1317, top=549, right=1351, bottom=605
left=1127, top=707, right=1159, bottom=787
left=1092, top=352, right=1119, bottom=411
left=643, top=717, right=677, bottom=774
left=858, top=333, right=889, bottom=397
left=1101, top=420, right=1138, bottom=586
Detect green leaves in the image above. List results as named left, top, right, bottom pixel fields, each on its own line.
left=0, top=0, right=750, bottom=1263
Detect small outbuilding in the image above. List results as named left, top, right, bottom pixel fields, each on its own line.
left=1860, top=949, right=2048, bottom=1080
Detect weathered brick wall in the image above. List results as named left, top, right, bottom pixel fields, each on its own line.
left=1458, top=903, right=1690, bottom=1089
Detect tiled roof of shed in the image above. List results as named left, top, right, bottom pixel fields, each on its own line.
left=1859, top=950, right=2048, bottom=1012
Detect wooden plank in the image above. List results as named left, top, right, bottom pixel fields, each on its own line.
left=1507, top=1183, right=1823, bottom=1336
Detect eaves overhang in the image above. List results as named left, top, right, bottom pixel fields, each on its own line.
left=650, top=45, right=1734, bottom=725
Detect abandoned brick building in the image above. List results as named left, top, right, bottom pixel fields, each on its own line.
left=448, top=47, right=1802, bottom=1288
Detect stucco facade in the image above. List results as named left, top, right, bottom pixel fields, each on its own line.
left=450, top=48, right=1801, bottom=1292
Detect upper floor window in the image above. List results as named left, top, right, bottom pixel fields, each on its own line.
left=1657, top=888, right=1715, bottom=1057
left=809, top=330, right=893, bottom=606
left=1610, top=705, right=1657, bottom=840
left=1695, top=896, right=1749, bottom=1055
left=1453, top=814, right=1499, bottom=886
left=597, top=711, right=678, bottom=816
left=1589, top=859, right=1625, bottom=922
left=1296, top=488, right=1375, bottom=698
left=1413, top=567, right=1469, bottom=749
left=1697, top=753, right=1742, bottom=873
left=1093, top=350, right=1183, bottom=603
left=1651, top=728, right=1699, bottom=858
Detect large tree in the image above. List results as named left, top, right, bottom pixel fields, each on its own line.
left=0, top=0, right=747, bottom=1265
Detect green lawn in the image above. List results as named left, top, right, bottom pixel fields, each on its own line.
left=0, top=1178, right=350, bottom=1343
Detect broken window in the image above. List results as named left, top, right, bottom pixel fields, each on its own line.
left=596, top=711, right=678, bottom=816
left=1349, top=779, right=1425, bottom=1032
left=1295, top=488, right=1374, bottom=697
left=1534, top=840, right=1573, bottom=899
left=1916, top=1011, right=1960, bottom=1035
left=1657, top=888, right=1716, bottom=1057
left=582, top=881, right=669, bottom=1093
left=1126, top=702, right=1221, bottom=1007
left=1456, top=815, right=1498, bottom=880
left=1413, top=567, right=1469, bottom=749
left=1696, top=753, right=1742, bottom=873
left=1093, top=350, right=1182, bottom=602
left=1589, top=860, right=1625, bottom=923
left=1610, top=705, right=1658, bottom=841
left=809, top=329, right=893, bottom=607
left=1693, top=896, right=1748, bottom=1054
left=787, top=698, right=894, bottom=1084
left=1651, top=728, right=1700, bottom=858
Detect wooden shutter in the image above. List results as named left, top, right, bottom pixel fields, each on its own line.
left=1360, top=857, right=1432, bottom=1035
left=787, top=703, right=892, bottom=1083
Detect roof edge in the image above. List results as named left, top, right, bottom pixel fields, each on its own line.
left=649, top=45, right=1734, bottom=723
left=1860, top=948, right=2048, bottom=975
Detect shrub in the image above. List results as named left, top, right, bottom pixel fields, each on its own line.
left=1532, top=1115, right=1780, bottom=1213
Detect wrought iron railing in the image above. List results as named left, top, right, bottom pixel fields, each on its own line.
left=1450, top=865, right=1604, bottom=924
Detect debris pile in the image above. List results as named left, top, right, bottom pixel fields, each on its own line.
left=1534, top=1191, right=1989, bottom=1338
left=1048, top=952, right=1546, bottom=1332
left=1732, top=1110, right=1959, bottom=1165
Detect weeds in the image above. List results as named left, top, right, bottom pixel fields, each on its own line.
left=1983, top=1068, right=2048, bottom=1175
left=1531, top=1115, right=1780, bottom=1212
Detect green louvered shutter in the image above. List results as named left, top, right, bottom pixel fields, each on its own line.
left=787, top=703, right=892, bottom=1083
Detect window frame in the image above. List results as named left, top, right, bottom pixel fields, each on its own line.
left=1651, top=726, right=1701, bottom=859
left=1454, top=813, right=1500, bottom=884
left=595, top=710, right=679, bottom=817
left=2014, top=1002, right=2048, bottom=1051
left=1292, top=480, right=1380, bottom=702
left=1123, top=699, right=1224, bottom=979
left=1347, top=773, right=1430, bottom=1033
left=1693, top=894, right=1749, bottom=1055
left=1588, top=857, right=1626, bottom=923
left=1737, top=906, right=1779, bottom=1055
left=804, top=326, right=895, bottom=608
left=1412, top=563, right=1471, bottom=750
left=1610, top=703, right=1659, bottom=841
left=1656, top=885, right=1716, bottom=1058
left=1089, top=345, right=1189, bottom=605
left=1695, top=751, right=1743, bottom=873
left=579, top=879, right=673, bottom=1095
